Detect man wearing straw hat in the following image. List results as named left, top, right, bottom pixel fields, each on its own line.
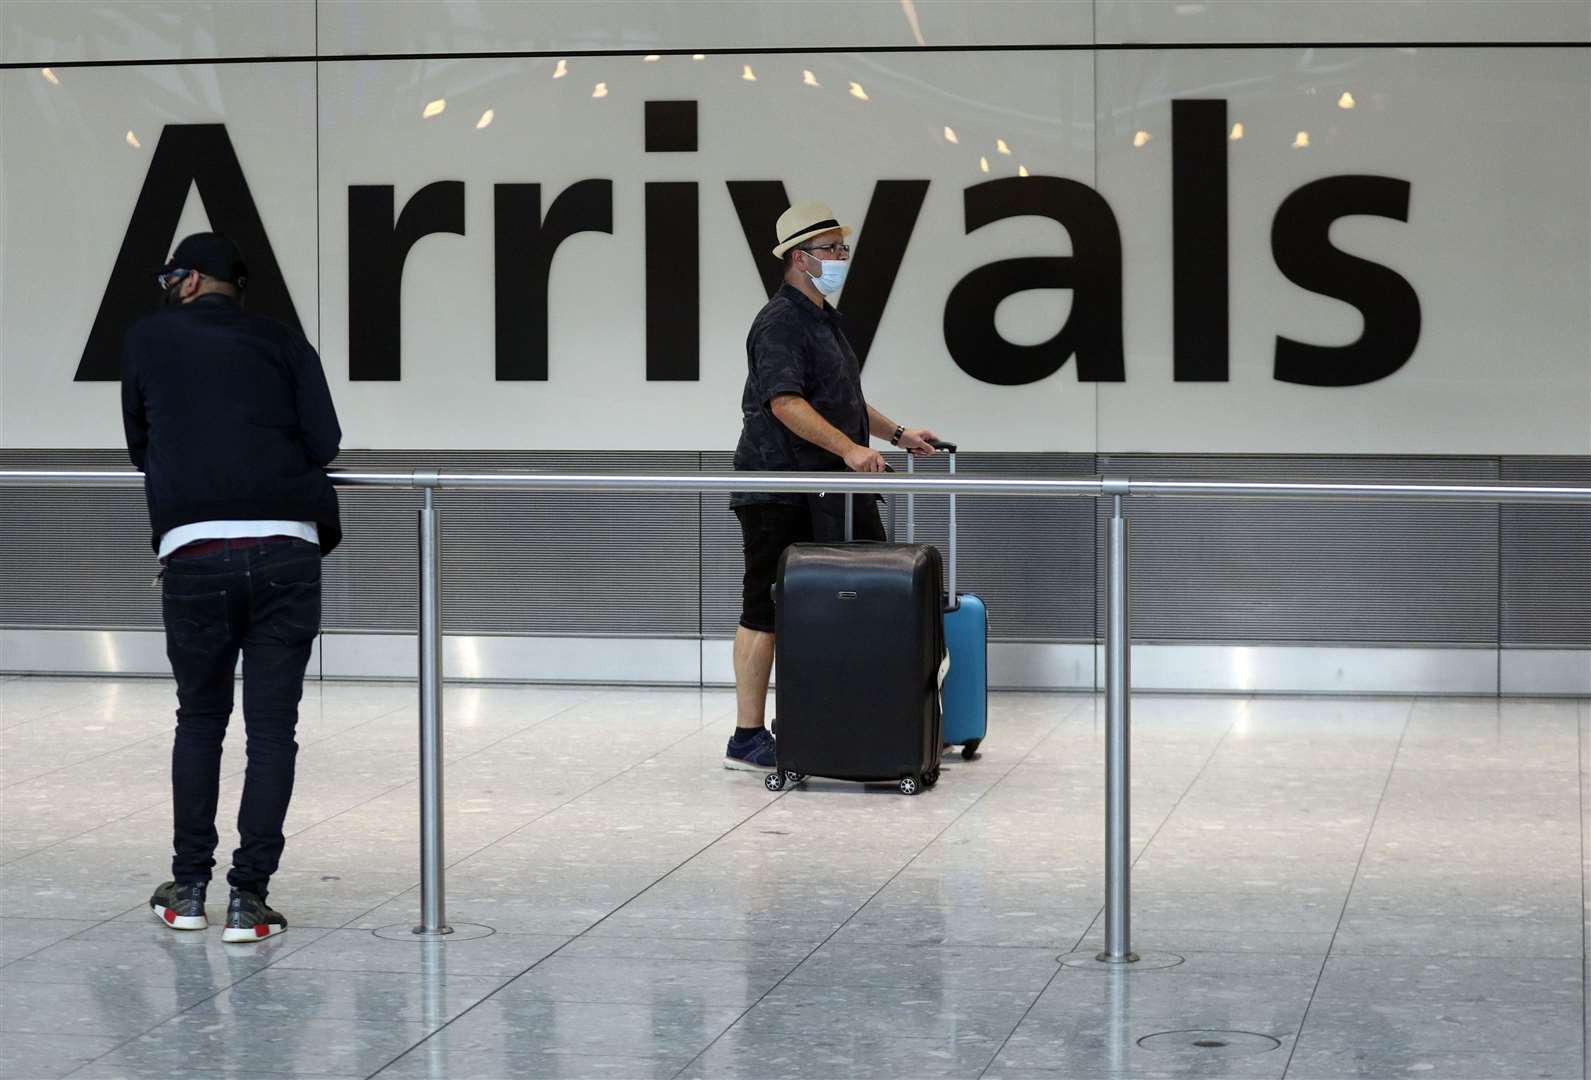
left=725, top=200, right=940, bottom=771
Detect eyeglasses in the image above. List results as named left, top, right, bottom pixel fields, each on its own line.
left=800, top=242, right=850, bottom=256
left=156, top=268, right=193, bottom=290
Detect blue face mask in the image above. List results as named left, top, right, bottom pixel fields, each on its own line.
left=806, top=255, right=849, bottom=296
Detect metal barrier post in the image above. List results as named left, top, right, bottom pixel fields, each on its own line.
left=1099, top=490, right=1137, bottom=963
left=415, top=479, right=451, bottom=936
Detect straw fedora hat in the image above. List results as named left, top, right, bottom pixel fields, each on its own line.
left=771, top=199, right=853, bottom=258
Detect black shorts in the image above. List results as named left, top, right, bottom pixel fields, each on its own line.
left=734, top=499, right=885, bottom=633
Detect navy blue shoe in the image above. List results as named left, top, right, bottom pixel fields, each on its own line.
left=724, top=728, right=777, bottom=771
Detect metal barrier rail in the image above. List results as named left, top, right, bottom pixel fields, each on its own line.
left=4, top=467, right=1589, bottom=960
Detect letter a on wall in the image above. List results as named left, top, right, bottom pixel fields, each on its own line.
left=76, top=124, right=303, bottom=381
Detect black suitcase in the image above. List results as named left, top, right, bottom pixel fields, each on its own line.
left=766, top=541, right=946, bottom=796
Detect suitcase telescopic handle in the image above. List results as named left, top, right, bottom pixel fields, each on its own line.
left=842, top=463, right=896, bottom=542
left=905, top=440, right=958, bottom=609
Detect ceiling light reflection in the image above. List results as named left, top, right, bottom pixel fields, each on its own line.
left=41, top=67, right=59, bottom=85
left=644, top=54, right=660, bottom=62
left=901, top=0, right=927, bottom=46
left=553, top=59, right=568, bottom=79
left=1133, top=130, right=1151, bottom=147
left=849, top=82, right=869, bottom=101
left=980, top=156, right=989, bottom=173
left=742, top=64, right=757, bottom=82
left=996, top=138, right=1011, bottom=155
left=803, top=70, right=821, bottom=87
left=1338, top=91, right=1356, bottom=109
left=1231, top=647, right=1254, bottom=692
left=1293, top=130, right=1310, bottom=148
left=476, top=109, right=494, bottom=129
left=1230, top=121, right=1244, bottom=140
left=943, top=126, right=958, bottom=144
left=422, top=98, right=446, bottom=119
left=125, top=130, right=142, bottom=149
left=593, top=82, right=609, bottom=98
left=1018, top=165, right=1030, bottom=177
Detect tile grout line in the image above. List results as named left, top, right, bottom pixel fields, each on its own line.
left=23, top=708, right=457, bottom=1072
left=51, top=929, right=337, bottom=1078
left=296, top=687, right=646, bottom=929
left=0, top=676, right=138, bottom=728
left=665, top=696, right=1098, bottom=1080
left=1278, top=696, right=1416, bottom=1079
left=1070, top=696, right=1247, bottom=949
left=0, top=694, right=106, bottom=734
left=974, top=694, right=1247, bottom=1080
left=358, top=697, right=794, bottom=1077
left=0, top=693, right=423, bottom=877
left=333, top=694, right=735, bottom=931
left=3, top=688, right=610, bottom=964
left=0, top=697, right=421, bottom=871
left=0, top=725, right=176, bottom=792
left=48, top=688, right=717, bottom=1079
left=277, top=686, right=613, bottom=844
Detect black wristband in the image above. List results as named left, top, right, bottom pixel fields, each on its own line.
left=890, top=424, right=905, bottom=446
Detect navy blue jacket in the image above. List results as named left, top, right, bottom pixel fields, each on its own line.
left=120, top=295, right=343, bottom=555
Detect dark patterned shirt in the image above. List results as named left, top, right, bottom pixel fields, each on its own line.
left=732, top=284, right=868, bottom=507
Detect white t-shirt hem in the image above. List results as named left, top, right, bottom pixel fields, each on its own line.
left=158, top=520, right=320, bottom=560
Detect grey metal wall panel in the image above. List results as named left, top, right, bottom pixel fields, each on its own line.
left=701, top=451, right=1098, bottom=641
left=1095, top=455, right=1502, bottom=645
left=325, top=451, right=701, bottom=636
left=1500, top=456, right=1591, bottom=647
left=882, top=452, right=1097, bottom=642
left=0, top=449, right=703, bottom=638
left=4, top=450, right=1588, bottom=656
left=0, top=449, right=161, bottom=629
left=701, top=452, right=750, bottom=637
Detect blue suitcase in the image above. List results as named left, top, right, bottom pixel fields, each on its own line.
left=909, top=444, right=989, bottom=760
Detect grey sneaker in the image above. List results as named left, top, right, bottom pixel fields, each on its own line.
left=150, top=881, right=208, bottom=931
left=221, top=889, right=287, bottom=943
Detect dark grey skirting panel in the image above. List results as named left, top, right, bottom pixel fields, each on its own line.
left=1501, top=456, right=1591, bottom=647
left=2, top=450, right=1587, bottom=653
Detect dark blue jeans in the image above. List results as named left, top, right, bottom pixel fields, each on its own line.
left=162, top=537, right=321, bottom=899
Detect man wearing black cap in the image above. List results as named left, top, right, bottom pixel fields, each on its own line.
left=121, top=232, right=342, bottom=942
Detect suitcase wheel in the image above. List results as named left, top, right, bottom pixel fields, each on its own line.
left=765, top=771, right=786, bottom=792
left=898, top=776, right=921, bottom=796
left=923, top=767, right=940, bottom=788
left=784, top=771, right=808, bottom=785
left=960, top=738, right=982, bottom=761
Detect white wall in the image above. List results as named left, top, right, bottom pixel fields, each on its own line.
left=3, top=1, right=1587, bottom=455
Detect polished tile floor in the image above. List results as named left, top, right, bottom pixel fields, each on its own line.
left=1, top=676, right=1587, bottom=1079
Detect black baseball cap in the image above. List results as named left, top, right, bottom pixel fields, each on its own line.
left=160, top=232, right=248, bottom=287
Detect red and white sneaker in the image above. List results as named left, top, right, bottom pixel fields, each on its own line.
left=149, top=881, right=208, bottom=931
left=221, top=889, right=288, bottom=942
